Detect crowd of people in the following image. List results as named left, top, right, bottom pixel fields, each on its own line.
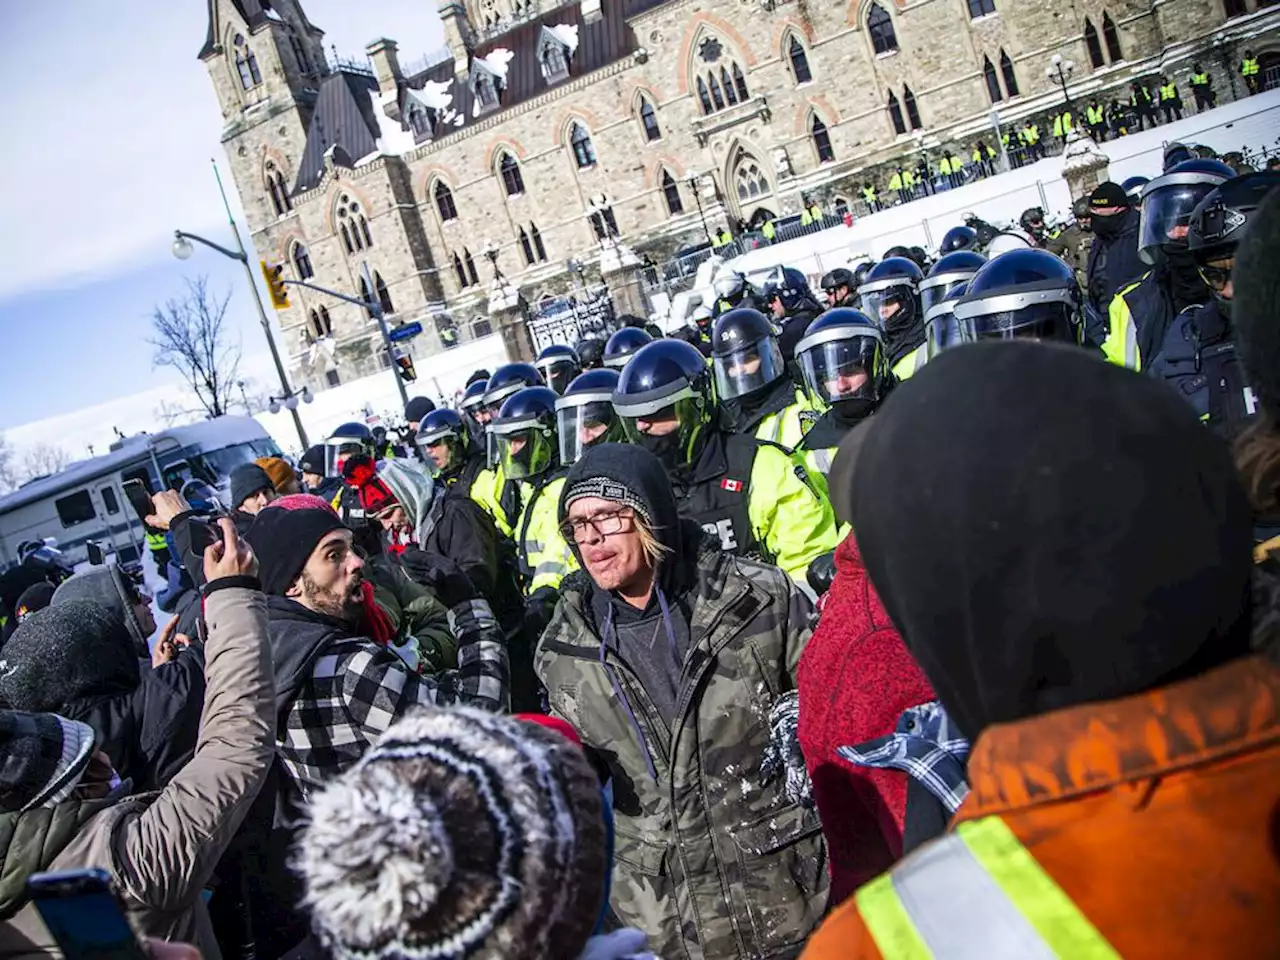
left=0, top=133, right=1278, bottom=959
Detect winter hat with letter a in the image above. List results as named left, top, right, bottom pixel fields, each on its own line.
left=297, top=705, right=609, bottom=960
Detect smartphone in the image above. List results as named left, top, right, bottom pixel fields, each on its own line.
left=121, top=480, right=154, bottom=523
left=27, top=868, right=149, bottom=960
left=86, top=541, right=106, bottom=566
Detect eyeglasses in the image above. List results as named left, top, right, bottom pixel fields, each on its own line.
left=1197, top=262, right=1233, bottom=291
left=559, top=509, right=634, bottom=544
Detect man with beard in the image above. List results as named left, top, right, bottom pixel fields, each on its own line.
left=245, top=496, right=508, bottom=794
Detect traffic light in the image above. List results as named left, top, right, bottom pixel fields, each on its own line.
left=261, top=260, right=290, bottom=309
left=393, top=347, right=417, bottom=383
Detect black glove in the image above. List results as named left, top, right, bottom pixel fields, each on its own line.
left=401, top=548, right=477, bottom=608
left=806, top=551, right=837, bottom=597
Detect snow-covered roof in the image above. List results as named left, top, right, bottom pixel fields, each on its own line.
left=543, top=23, right=580, bottom=54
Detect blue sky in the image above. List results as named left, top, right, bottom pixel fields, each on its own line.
left=0, top=1, right=443, bottom=431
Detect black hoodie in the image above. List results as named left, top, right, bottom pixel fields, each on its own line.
left=849, top=341, right=1253, bottom=740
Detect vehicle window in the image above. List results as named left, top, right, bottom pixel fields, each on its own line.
left=56, top=491, right=96, bottom=528
left=122, top=467, right=154, bottom=493
left=187, top=442, right=264, bottom=482
left=251, top=438, right=282, bottom=458
left=101, top=487, right=120, bottom=515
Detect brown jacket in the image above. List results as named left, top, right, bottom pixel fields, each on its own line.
left=801, top=655, right=1280, bottom=959
left=0, top=586, right=276, bottom=958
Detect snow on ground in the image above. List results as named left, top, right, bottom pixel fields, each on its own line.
left=719, top=89, right=1280, bottom=297
left=252, top=333, right=511, bottom=454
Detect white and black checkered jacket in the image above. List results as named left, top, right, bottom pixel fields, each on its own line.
left=265, top=596, right=508, bottom=793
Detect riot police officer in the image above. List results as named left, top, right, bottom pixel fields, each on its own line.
left=939, top=224, right=979, bottom=254
left=576, top=336, right=606, bottom=371
left=1104, top=159, right=1236, bottom=370
left=897, top=250, right=988, bottom=379
left=476, top=363, right=546, bottom=535
left=793, top=309, right=892, bottom=478
left=416, top=408, right=485, bottom=491
left=759, top=265, right=824, bottom=364
left=1148, top=171, right=1280, bottom=436
left=689, top=305, right=714, bottom=356
left=711, top=270, right=761, bottom=317
left=923, top=281, right=971, bottom=361
left=322, top=422, right=384, bottom=555
left=534, top=343, right=582, bottom=395
left=1122, top=175, right=1150, bottom=206
left=612, top=339, right=839, bottom=583
left=555, top=369, right=623, bottom=466
left=857, top=256, right=926, bottom=376
left=952, top=248, right=1085, bottom=345
left=458, top=378, right=490, bottom=444
left=820, top=267, right=859, bottom=308
left=711, top=308, right=812, bottom=447
left=602, top=326, right=653, bottom=370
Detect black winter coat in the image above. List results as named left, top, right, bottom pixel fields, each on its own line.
left=1085, top=208, right=1145, bottom=319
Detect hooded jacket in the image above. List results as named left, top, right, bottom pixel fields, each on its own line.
left=51, top=567, right=151, bottom=657
left=802, top=342, right=1273, bottom=960
left=537, top=444, right=828, bottom=960
left=0, top=583, right=275, bottom=957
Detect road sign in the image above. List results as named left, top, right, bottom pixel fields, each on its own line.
left=387, top=321, right=424, bottom=342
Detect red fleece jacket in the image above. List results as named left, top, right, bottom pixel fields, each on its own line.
left=797, top=533, right=936, bottom=906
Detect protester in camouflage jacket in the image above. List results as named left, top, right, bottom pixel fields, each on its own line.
left=536, top=444, right=828, bottom=960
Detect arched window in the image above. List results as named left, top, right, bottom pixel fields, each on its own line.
left=540, top=39, right=569, bottom=81
left=310, top=305, right=332, bottom=338
left=408, top=105, right=432, bottom=140
left=692, top=36, right=748, bottom=115
left=639, top=98, right=661, bottom=141
left=374, top=273, right=394, bottom=314
left=867, top=4, right=898, bottom=55
left=734, top=159, right=770, bottom=201
left=1102, top=13, right=1123, bottom=62
left=1000, top=50, right=1020, bottom=96
left=358, top=276, right=374, bottom=320
left=233, top=35, right=262, bottom=89
left=589, top=206, right=619, bottom=240
left=812, top=115, right=835, bottom=163
left=499, top=152, right=524, bottom=196
left=474, top=75, right=499, bottom=110
left=569, top=123, right=596, bottom=168
left=788, top=35, right=812, bottom=84
left=968, top=0, right=995, bottom=17
left=434, top=181, right=457, bottom=221
left=708, top=72, right=726, bottom=110
left=982, top=56, right=1002, bottom=103
left=265, top=161, right=291, bottom=216
left=696, top=77, right=714, bottom=114
left=903, top=85, right=922, bottom=129
left=453, top=252, right=469, bottom=288
left=531, top=222, right=547, bottom=261
left=465, top=249, right=479, bottom=285
left=888, top=90, right=906, bottom=135
left=289, top=30, right=313, bottom=74
left=721, top=66, right=739, bottom=106
left=335, top=194, right=371, bottom=253
left=732, top=63, right=750, bottom=101
left=1083, top=19, right=1105, bottom=68
left=292, top=243, right=313, bottom=280
left=519, top=227, right=535, bottom=264
left=661, top=170, right=684, bottom=215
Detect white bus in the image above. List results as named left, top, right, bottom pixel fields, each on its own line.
left=0, top=417, right=281, bottom=569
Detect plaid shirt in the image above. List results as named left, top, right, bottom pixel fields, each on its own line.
left=837, top=700, right=971, bottom=813
left=280, top=599, right=508, bottom=794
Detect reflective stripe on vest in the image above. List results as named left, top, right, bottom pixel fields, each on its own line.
left=856, top=817, right=1122, bottom=960
left=145, top=531, right=167, bottom=551
left=809, top=446, right=835, bottom=477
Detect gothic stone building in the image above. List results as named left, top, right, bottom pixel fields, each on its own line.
left=200, top=0, right=1279, bottom=392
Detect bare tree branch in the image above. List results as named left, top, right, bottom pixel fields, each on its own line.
left=18, top=443, right=70, bottom=483
left=149, top=275, right=242, bottom=419
left=0, top=435, right=18, bottom=494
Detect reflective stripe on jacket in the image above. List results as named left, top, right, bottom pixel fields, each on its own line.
left=516, top=475, right=576, bottom=593
left=892, top=343, right=928, bottom=382
left=1102, top=280, right=1143, bottom=370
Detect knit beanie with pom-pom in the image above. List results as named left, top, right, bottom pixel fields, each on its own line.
left=295, top=705, right=609, bottom=960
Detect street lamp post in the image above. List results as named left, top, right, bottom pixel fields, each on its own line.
left=687, top=174, right=713, bottom=245
left=1045, top=53, right=1077, bottom=110
left=173, top=160, right=309, bottom=449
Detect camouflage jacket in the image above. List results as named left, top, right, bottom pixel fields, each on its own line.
left=535, top=535, right=829, bottom=959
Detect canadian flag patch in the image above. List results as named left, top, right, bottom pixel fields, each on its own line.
left=721, top=478, right=745, bottom=492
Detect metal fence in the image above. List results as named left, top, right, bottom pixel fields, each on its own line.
left=527, top=287, right=619, bottom=351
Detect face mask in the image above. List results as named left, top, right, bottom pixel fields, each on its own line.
left=833, top=397, right=878, bottom=423
left=1090, top=213, right=1123, bottom=236
left=636, top=430, right=684, bottom=470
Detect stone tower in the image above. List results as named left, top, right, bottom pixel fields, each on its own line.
left=199, top=0, right=327, bottom=241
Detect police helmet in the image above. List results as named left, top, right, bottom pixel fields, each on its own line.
left=603, top=327, right=653, bottom=369
left=415, top=408, right=471, bottom=475
left=1121, top=175, right=1150, bottom=202
left=489, top=386, right=560, bottom=481
left=820, top=267, right=856, bottom=293
left=460, top=378, right=488, bottom=414
left=1138, top=159, right=1236, bottom=265
left=852, top=261, right=875, bottom=288
left=711, top=308, right=785, bottom=400
left=690, top=304, right=714, bottom=334
left=952, top=249, right=1081, bottom=344
left=483, top=362, right=544, bottom=418
left=939, top=225, right=979, bottom=254
left=918, top=250, right=986, bottom=315
left=856, top=257, right=924, bottom=333
left=576, top=337, right=605, bottom=370
left=907, top=246, right=931, bottom=270
left=713, top=271, right=747, bottom=302
left=322, top=421, right=375, bottom=478
left=794, top=308, right=888, bottom=408
left=534, top=343, right=582, bottom=396
left=667, top=324, right=702, bottom=347
left=1186, top=171, right=1280, bottom=316
left=760, top=266, right=813, bottom=315
left=924, top=281, right=970, bottom=360
left=882, top=245, right=914, bottom=262
left=985, top=231, right=1036, bottom=258
left=611, top=340, right=713, bottom=469
left=555, top=369, right=623, bottom=466
left=1163, top=141, right=1195, bottom=172
left=1019, top=207, right=1047, bottom=236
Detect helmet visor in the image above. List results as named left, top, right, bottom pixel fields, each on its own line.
left=1139, top=182, right=1219, bottom=264
left=557, top=400, right=622, bottom=465
left=495, top=427, right=554, bottom=480
left=963, top=302, right=1078, bottom=343
left=713, top=336, right=784, bottom=399
left=620, top=397, right=704, bottom=464
left=323, top=439, right=369, bottom=478
left=799, top=336, right=882, bottom=405
left=539, top=360, right=578, bottom=396
left=919, top=274, right=973, bottom=315
left=414, top=433, right=458, bottom=476
left=925, top=308, right=965, bottom=360
left=858, top=285, right=916, bottom=329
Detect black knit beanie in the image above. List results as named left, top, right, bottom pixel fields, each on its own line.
left=299, top=445, right=327, bottom=476
left=245, top=505, right=346, bottom=596
left=1234, top=188, right=1280, bottom=422
left=404, top=396, right=436, bottom=424
left=0, top=601, right=140, bottom=713
left=230, top=462, right=274, bottom=510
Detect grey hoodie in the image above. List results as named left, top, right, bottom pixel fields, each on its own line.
left=52, top=567, right=151, bottom=657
